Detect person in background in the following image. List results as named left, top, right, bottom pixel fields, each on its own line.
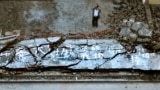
left=92, top=4, right=101, bottom=27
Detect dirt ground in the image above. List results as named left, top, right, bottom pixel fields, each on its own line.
left=0, top=1, right=56, bottom=35
left=52, top=0, right=116, bottom=34
left=0, top=0, right=116, bottom=35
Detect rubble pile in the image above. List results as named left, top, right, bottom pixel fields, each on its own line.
left=108, top=0, right=147, bottom=30
left=106, top=0, right=159, bottom=51
left=119, top=18, right=152, bottom=43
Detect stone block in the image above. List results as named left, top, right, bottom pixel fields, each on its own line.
left=142, top=23, right=149, bottom=29
left=127, top=18, right=135, bottom=27
left=122, top=19, right=128, bottom=26
left=122, top=36, right=128, bottom=41
left=138, top=28, right=152, bottom=37
left=137, top=38, right=143, bottom=42
left=5, top=31, right=13, bottom=36
left=129, top=33, right=137, bottom=41
left=131, top=22, right=143, bottom=32
left=120, top=27, right=132, bottom=36
left=137, top=38, right=150, bottom=42
left=142, top=38, right=151, bottom=42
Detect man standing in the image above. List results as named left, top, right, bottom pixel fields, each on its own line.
left=92, top=4, right=101, bottom=27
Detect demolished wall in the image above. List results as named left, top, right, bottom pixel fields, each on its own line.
left=0, top=36, right=160, bottom=70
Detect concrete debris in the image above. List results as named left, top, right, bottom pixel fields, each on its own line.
left=127, top=18, right=135, bottom=27
left=119, top=27, right=131, bottom=36
left=120, top=18, right=152, bottom=42
left=107, top=0, right=147, bottom=30
left=131, top=22, right=143, bottom=32
left=0, top=37, right=160, bottom=70
left=129, top=33, right=137, bottom=42
left=138, top=28, right=152, bottom=37
left=5, top=32, right=13, bottom=36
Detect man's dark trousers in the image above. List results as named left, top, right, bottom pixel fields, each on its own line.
left=92, top=16, right=99, bottom=27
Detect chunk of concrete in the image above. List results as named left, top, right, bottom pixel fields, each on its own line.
left=127, top=18, right=135, bottom=27
left=129, top=33, right=138, bottom=42
left=137, top=38, right=151, bottom=42
left=122, top=19, right=128, bottom=26
left=120, top=27, right=132, bottom=36
left=138, top=28, right=152, bottom=37
left=5, top=31, right=13, bottom=36
left=137, top=38, right=143, bottom=42
left=142, top=23, right=149, bottom=29
left=143, top=38, right=151, bottom=42
left=131, top=22, right=143, bottom=32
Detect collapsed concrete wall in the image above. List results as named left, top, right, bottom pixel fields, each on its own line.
left=0, top=37, right=160, bottom=70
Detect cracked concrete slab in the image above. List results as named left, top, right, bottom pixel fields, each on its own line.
left=1, top=37, right=160, bottom=70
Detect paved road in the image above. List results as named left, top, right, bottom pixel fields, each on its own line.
left=0, top=82, right=159, bottom=90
